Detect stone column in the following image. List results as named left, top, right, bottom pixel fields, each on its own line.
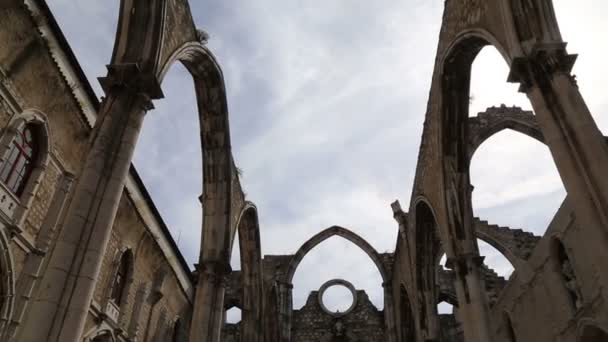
left=511, top=47, right=608, bottom=236
left=278, top=282, right=293, bottom=342
left=189, top=260, right=232, bottom=342
left=18, top=64, right=161, bottom=342
left=448, top=254, right=492, bottom=342
left=383, top=283, right=397, bottom=342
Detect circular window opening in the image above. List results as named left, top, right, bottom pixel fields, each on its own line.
left=322, top=285, right=354, bottom=313
left=318, top=279, right=358, bottom=317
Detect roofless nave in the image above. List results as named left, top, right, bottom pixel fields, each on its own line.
left=0, top=0, right=607, bottom=341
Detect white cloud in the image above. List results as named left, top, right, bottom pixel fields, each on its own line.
left=47, top=0, right=608, bottom=313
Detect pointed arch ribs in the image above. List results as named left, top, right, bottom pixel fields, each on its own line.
left=284, top=226, right=389, bottom=284
left=468, top=105, right=543, bottom=159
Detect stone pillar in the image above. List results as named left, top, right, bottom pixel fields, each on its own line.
left=448, top=254, right=492, bottom=342
left=189, top=260, right=232, bottom=342
left=278, top=282, right=293, bottom=342
left=383, top=283, right=397, bottom=342
left=510, top=47, right=608, bottom=236
left=18, top=64, right=161, bottom=342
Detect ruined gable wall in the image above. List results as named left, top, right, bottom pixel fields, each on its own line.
left=489, top=197, right=608, bottom=341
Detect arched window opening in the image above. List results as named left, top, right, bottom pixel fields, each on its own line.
left=438, top=253, right=448, bottom=270
left=225, top=307, right=242, bottom=324
left=470, top=129, right=565, bottom=237
left=503, top=312, right=517, bottom=342
left=437, top=301, right=454, bottom=315
left=0, top=123, right=39, bottom=196
left=468, top=47, right=530, bottom=117
left=321, top=282, right=355, bottom=314
left=555, top=240, right=583, bottom=311
left=230, top=229, right=241, bottom=271
left=292, top=235, right=384, bottom=310
left=132, top=63, right=202, bottom=266
left=110, top=251, right=131, bottom=306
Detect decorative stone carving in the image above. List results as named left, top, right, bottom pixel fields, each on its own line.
left=317, top=279, right=358, bottom=318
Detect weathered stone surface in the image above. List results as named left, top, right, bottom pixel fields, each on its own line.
left=1, top=0, right=607, bottom=341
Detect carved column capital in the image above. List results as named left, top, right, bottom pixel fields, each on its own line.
left=445, top=253, right=485, bottom=271
left=98, top=63, right=164, bottom=107
left=508, top=43, right=578, bottom=92
left=197, top=260, right=232, bottom=286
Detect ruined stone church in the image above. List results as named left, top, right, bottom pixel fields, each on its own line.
left=0, top=0, right=607, bottom=341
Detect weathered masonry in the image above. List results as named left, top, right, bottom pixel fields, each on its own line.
left=0, top=0, right=607, bottom=341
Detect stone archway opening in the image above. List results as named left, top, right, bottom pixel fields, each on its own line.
left=291, top=235, right=384, bottom=310
left=132, top=62, right=203, bottom=266
left=468, top=47, right=531, bottom=117
left=470, top=129, right=565, bottom=238
left=225, top=307, right=242, bottom=324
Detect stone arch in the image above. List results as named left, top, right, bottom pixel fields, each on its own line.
left=467, top=107, right=544, bottom=160
left=441, top=31, right=512, bottom=176
left=473, top=227, right=519, bottom=272
left=0, top=109, right=52, bottom=224
left=0, top=226, right=14, bottom=335
left=159, top=41, right=237, bottom=264
left=412, top=198, right=441, bottom=339
left=107, top=248, right=135, bottom=314
left=18, top=1, right=229, bottom=341
left=231, top=202, right=263, bottom=341
left=409, top=1, right=608, bottom=341
left=284, top=226, right=389, bottom=284
left=106, top=0, right=238, bottom=266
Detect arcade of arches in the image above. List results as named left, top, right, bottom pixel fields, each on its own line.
left=0, top=0, right=607, bottom=341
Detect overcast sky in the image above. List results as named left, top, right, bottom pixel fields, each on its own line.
left=48, top=0, right=608, bottom=317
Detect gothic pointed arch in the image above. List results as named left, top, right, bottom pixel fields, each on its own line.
left=158, top=41, right=241, bottom=266
left=0, top=109, right=51, bottom=223
left=109, top=248, right=135, bottom=313
left=467, top=106, right=544, bottom=160
left=412, top=198, right=441, bottom=339
left=230, top=202, right=264, bottom=342
left=284, top=226, right=389, bottom=285
left=473, top=220, right=521, bottom=272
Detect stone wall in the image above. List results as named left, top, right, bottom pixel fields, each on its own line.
left=0, top=2, right=193, bottom=341
left=292, top=290, right=385, bottom=342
